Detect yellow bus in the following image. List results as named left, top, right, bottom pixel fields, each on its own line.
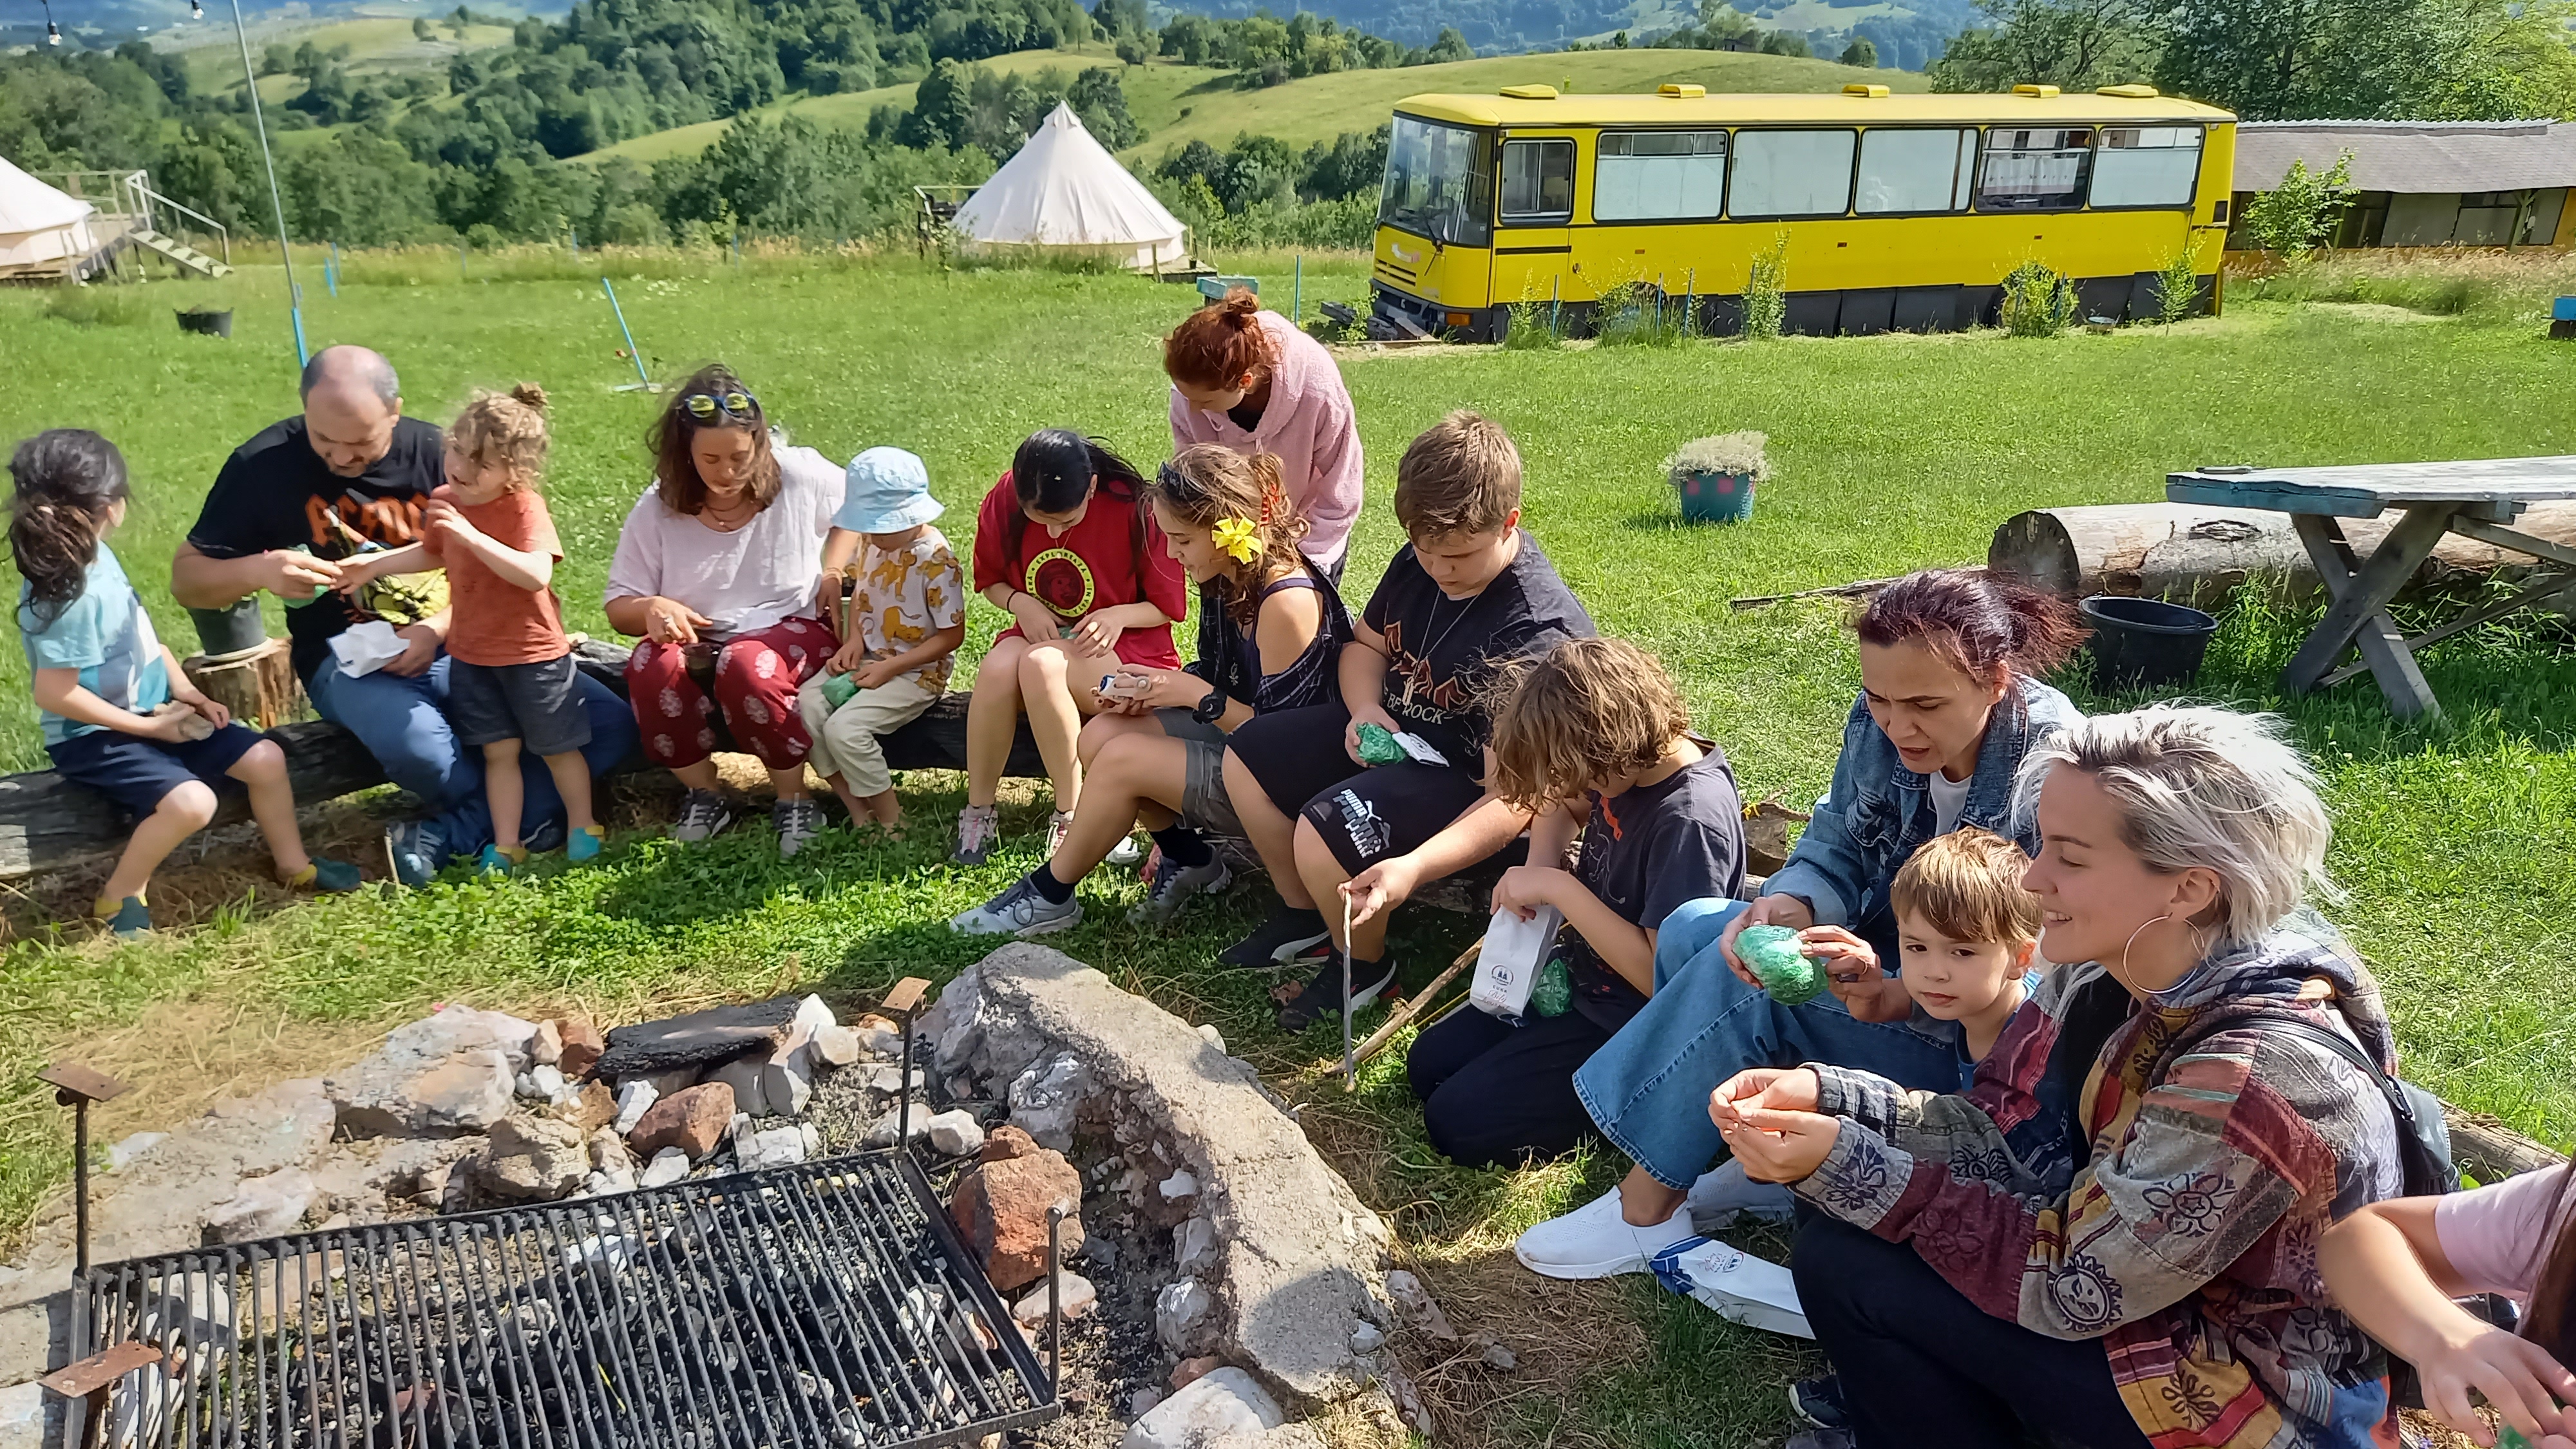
left=1366, top=83, right=2238, bottom=341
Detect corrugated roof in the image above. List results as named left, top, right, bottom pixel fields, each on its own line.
left=2233, top=120, right=2576, bottom=194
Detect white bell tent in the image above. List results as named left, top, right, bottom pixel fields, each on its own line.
left=949, top=103, right=1187, bottom=271
left=0, top=156, right=98, bottom=277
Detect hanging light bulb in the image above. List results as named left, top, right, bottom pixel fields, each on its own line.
left=46, top=17, right=61, bottom=42
left=190, top=0, right=204, bottom=17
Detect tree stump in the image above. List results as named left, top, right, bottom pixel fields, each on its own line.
left=182, top=638, right=305, bottom=730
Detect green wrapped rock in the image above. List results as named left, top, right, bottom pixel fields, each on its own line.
left=1738, top=924, right=1824, bottom=1005
left=818, top=671, right=859, bottom=710
left=1529, top=957, right=1571, bottom=1018
left=1355, top=722, right=1405, bottom=766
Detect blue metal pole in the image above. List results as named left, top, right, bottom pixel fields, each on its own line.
left=326, top=240, right=338, bottom=296
left=602, top=277, right=652, bottom=387
left=224, top=0, right=307, bottom=368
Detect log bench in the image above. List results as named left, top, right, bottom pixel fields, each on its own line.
left=0, top=641, right=1045, bottom=880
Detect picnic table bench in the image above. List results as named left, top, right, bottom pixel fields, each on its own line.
left=2167, top=457, right=2576, bottom=717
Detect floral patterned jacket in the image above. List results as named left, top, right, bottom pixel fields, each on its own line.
left=1795, top=914, right=2407, bottom=1449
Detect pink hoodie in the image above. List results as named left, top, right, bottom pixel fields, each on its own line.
left=1168, top=309, right=1365, bottom=569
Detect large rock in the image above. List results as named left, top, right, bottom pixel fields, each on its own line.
left=476, top=1115, right=588, bottom=1202
left=923, top=946, right=1395, bottom=1410
left=593, top=998, right=801, bottom=1081
left=949, top=1149, right=1084, bottom=1294
left=204, top=1169, right=314, bottom=1243
left=327, top=1005, right=536, bottom=1138
left=1122, top=1368, right=1282, bottom=1449
left=555, top=1019, right=605, bottom=1078
left=629, top=1082, right=735, bottom=1161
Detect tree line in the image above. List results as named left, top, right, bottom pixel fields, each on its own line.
left=1930, top=0, right=2576, bottom=119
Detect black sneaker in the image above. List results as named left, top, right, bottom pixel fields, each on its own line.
left=1789, top=1375, right=1850, bottom=1432
left=1273, top=954, right=1396, bottom=1032
left=1220, top=903, right=1331, bottom=971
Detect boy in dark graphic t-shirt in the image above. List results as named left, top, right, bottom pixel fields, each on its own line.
left=1221, top=410, right=1595, bottom=1030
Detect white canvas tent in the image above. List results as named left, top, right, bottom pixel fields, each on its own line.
left=949, top=103, right=1187, bottom=271
left=0, top=156, right=99, bottom=277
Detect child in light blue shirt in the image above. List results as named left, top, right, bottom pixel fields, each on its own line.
left=11, top=430, right=357, bottom=936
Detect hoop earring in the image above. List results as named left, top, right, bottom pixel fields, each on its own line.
left=2105, top=912, right=2172, bottom=994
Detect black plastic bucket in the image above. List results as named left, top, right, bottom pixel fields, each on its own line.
left=187, top=598, right=267, bottom=656
left=2080, top=594, right=2219, bottom=690
left=176, top=308, right=232, bottom=337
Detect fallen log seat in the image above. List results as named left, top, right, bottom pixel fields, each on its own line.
left=0, top=639, right=1046, bottom=880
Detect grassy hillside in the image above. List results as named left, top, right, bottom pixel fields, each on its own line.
left=577, top=46, right=1918, bottom=167
left=172, top=14, right=516, bottom=92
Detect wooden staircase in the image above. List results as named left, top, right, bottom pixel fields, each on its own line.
left=129, top=225, right=232, bottom=278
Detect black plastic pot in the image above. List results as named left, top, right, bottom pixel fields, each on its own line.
left=176, top=308, right=232, bottom=337
left=2080, top=594, right=2219, bottom=690
left=187, top=598, right=267, bottom=656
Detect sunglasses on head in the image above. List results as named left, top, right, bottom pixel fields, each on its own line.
left=682, top=390, right=761, bottom=422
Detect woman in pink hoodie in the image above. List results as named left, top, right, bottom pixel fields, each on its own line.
left=1165, top=289, right=1364, bottom=578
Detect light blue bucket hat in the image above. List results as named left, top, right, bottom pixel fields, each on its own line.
left=836, top=447, right=944, bottom=534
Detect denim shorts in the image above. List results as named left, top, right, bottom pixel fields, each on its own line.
left=448, top=655, right=592, bottom=756
left=49, top=721, right=263, bottom=817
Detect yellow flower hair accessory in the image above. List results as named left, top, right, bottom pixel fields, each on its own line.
left=1211, top=516, right=1264, bottom=564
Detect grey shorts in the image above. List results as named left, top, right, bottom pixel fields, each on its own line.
left=1155, top=707, right=1240, bottom=839
left=449, top=654, right=592, bottom=757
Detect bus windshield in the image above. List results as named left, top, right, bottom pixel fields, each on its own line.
left=1379, top=117, right=1495, bottom=248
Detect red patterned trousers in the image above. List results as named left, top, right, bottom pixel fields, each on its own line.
left=624, top=617, right=830, bottom=771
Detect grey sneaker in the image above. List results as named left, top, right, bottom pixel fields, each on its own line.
left=1105, top=834, right=1144, bottom=867
left=1686, top=1159, right=1799, bottom=1233
left=672, top=789, right=735, bottom=844
left=949, top=874, right=1083, bottom=938
left=1043, top=809, right=1075, bottom=857
left=774, top=798, right=826, bottom=858
left=1128, top=857, right=1231, bottom=927
left=384, top=819, right=448, bottom=887
left=952, top=803, right=1000, bottom=865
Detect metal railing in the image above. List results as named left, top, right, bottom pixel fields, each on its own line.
left=47, top=169, right=231, bottom=266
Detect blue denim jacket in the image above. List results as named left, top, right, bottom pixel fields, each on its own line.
left=1763, top=675, right=2080, bottom=951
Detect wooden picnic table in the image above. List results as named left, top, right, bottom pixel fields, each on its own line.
left=2167, top=457, right=2576, bottom=716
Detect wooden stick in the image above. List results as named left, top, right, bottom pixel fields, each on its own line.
left=1349, top=940, right=1482, bottom=1075
left=1728, top=577, right=1899, bottom=611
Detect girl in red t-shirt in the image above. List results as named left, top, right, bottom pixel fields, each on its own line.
left=958, top=430, right=1186, bottom=866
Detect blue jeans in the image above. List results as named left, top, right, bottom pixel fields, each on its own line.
left=1571, top=897, right=1965, bottom=1190
left=307, top=654, right=638, bottom=864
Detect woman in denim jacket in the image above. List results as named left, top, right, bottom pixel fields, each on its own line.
left=1513, top=569, right=2088, bottom=1280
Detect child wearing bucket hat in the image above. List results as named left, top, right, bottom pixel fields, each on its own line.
left=797, top=447, right=965, bottom=835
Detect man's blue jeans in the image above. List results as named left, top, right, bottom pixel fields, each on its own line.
left=307, top=654, right=638, bottom=863
left=1570, top=897, right=1965, bottom=1190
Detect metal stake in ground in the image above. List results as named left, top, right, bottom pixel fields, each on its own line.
left=601, top=278, right=656, bottom=391
left=1045, top=1204, right=1066, bottom=1393
left=36, top=1062, right=126, bottom=1276
left=1341, top=890, right=1356, bottom=1091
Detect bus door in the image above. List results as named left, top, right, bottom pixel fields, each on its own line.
left=1492, top=134, right=1578, bottom=314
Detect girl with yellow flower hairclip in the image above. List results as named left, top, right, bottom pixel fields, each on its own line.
left=947, top=444, right=1355, bottom=941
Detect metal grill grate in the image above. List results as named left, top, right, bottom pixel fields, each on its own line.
left=73, top=1151, right=1059, bottom=1449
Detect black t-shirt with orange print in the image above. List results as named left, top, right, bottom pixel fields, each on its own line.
left=188, top=415, right=446, bottom=681
left=1561, top=740, right=1747, bottom=1032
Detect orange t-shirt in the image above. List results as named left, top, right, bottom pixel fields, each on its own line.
left=422, top=484, right=568, bottom=667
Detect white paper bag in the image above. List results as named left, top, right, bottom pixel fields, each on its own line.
left=1471, top=905, right=1561, bottom=1019
left=1649, top=1236, right=1813, bottom=1339
left=328, top=620, right=408, bottom=679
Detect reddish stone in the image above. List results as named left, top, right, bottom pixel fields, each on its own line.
left=1169, top=1356, right=1222, bottom=1392
left=978, top=1124, right=1039, bottom=1162
left=950, top=1148, right=1085, bottom=1293
left=555, top=1019, right=606, bottom=1079
left=629, top=1081, right=734, bottom=1160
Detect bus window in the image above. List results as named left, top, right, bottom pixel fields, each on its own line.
left=1595, top=131, right=1727, bottom=222
left=2090, top=126, right=2202, bottom=208
left=1730, top=129, right=1858, bottom=218
left=1855, top=128, right=1976, bottom=214
left=1381, top=116, right=1497, bottom=248
left=1976, top=128, right=2092, bottom=211
left=1501, top=139, right=1576, bottom=223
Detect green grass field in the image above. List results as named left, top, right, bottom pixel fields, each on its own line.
left=3, top=252, right=2571, bottom=1444
left=574, top=46, right=1916, bottom=167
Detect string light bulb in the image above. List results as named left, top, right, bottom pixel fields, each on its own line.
left=42, top=0, right=61, bottom=43
left=190, top=0, right=204, bottom=17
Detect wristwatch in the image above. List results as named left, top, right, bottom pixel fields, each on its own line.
left=1190, top=687, right=1227, bottom=725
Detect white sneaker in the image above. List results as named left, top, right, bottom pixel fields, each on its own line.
left=1513, top=1186, right=1694, bottom=1280
left=1105, top=834, right=1144, bottom=867
left=1044, top=809, right=1075, bottom=857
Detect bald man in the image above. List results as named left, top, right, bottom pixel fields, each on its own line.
left=174, top=346, right=637, bottom=884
